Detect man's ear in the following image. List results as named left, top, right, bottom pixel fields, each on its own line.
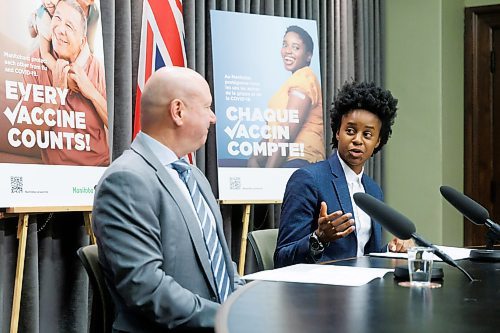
left=170, top=99, right=184, bottom=126
left=80, top=36, right=87, bottom=50
left=335, top=129, right=340, bottom=141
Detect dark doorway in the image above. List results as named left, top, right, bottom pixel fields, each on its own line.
left=464, top=5, right=500, bottom=246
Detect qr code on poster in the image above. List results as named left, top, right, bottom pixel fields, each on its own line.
left=11, top=176, right=23, bottom=193
left=229, top=177, right=241, bottom=190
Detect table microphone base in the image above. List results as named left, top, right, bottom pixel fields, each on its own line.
left=469, top=249, right=500, bottom=262
left=393, top=266, right=444, bottom=280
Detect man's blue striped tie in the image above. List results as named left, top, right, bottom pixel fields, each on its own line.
left=171, top=159, right=230, bottom=302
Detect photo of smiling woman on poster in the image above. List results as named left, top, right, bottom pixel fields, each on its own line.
left=247, top=25, right=325, bottom=168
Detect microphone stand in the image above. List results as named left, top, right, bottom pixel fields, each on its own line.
left=411, top=233, right=476, bottom=282
left=485, top=219, right=500, bottom=249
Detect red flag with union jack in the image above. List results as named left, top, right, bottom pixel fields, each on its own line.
left=134, top=0, right=195, bottom=164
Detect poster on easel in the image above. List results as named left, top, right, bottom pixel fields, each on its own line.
left=211, top=11, right=325, bottom=201
left=0, top=0, right=107, bottom=208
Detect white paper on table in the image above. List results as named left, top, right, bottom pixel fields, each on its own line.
left=369, top=245, right=471, bottom=261
left=243, top=264, right=393, bottom=287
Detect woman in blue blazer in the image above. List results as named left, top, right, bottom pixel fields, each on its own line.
left=275, top=82, right=413, bottom=267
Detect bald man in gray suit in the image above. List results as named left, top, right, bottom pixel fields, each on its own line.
left=92, top=66, right=244, bottom=333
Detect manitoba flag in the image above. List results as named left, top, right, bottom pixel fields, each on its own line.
left=134, top=0, right=195, bottom=164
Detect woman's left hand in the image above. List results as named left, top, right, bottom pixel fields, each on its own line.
left=388, top=237, right=415, bottom=252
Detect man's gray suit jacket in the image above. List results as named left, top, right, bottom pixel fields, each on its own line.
left=93, top=135, right=243, bottom=332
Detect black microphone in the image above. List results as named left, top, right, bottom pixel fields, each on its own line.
left=440, top=185, right=500, bottom=238
left=353, top=192, right=475, bottom=281
left=351, top=192, right=415, bottom=239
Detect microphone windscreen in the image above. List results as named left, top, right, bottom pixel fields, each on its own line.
left=353, top=193, right=416, bottom=239
left=440, top=186, right=489, bottom=225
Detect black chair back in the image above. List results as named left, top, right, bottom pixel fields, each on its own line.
left=77, top=244, right=114, bottom=333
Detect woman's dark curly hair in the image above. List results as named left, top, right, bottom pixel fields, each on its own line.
left=330, top=81, right=398, bottom=155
